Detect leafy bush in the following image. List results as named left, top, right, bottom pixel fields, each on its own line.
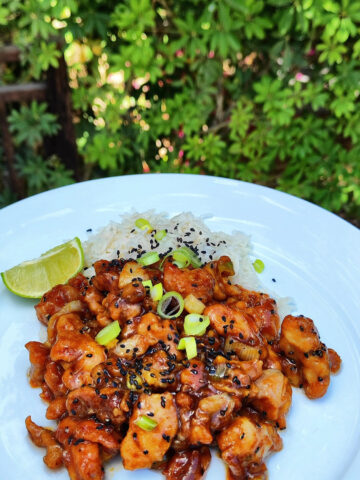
left=1, top=0, right=359, bottom=224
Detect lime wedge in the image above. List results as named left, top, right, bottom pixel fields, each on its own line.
left=1, top=237, right=84, bottom=298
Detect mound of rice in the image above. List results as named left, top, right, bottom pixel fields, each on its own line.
left=83, top=210, right=292, bottom=318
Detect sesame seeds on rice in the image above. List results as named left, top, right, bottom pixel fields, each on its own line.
left=83, top=210, right=292, bottom=318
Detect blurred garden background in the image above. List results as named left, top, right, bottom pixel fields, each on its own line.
left=0, top=0, right=359, bottom=226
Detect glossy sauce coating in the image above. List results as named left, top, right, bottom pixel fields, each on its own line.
left=25, top=256, right=341, bottom=480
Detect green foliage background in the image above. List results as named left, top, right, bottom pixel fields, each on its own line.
left=1, top=0, right=359, bottom=224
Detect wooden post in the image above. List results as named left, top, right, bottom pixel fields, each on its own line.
left=44, top=46, right=80, bottom=180
left=0, top=42, right=80, bottom=200
left=0, top=101, right=25, bottom=198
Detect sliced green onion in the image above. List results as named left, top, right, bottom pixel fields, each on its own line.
left=253, top=258, right=265, bottom=273
left=135, top=415, right=158, bottom=431
left=150, top=283, right=163, bottom=301
left=177, top=246, right=202, bottom=268
left=155, top=229, right=167, bottom=241
left=157, top=291, right=184, bottom=319
left=138, top=251, right=160, bottom=266
left=135, top=218, right=153, bottom=232
left=173, top=251, right=190, bottom=268
left=177, top=336, right=197, bottom=360
left=95, top=321, right=121, bottom=346
left=142, top=279, right=153, bottom=289
left=184, top=314, right=210, bottom=336
left=160, top=246, right=202, bottom=269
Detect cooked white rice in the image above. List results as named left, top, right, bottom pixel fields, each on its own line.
left=83, top=210, right=292, bottom=318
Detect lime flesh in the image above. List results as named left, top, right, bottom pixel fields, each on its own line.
left=1, top=237, right=84, bottom=298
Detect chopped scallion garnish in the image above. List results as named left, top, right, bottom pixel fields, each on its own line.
left=184, top=313, right=210, bottom=336
left=253, top=258, right=265, bottom=273
left=177, top=336, right=197, bottom=360
left=150, top=283, right=163, bottom=301
left=155, top=229, right=167, bottom=241
left=95, top=320, right=121, bottom=346
left=157, top=291, right=184, bottom=319
left=142, top=279, right=153, bottom=289
left=135, top=218, right=153, bottom=232
left=135, top=415, right=158, bottom=431
left=160, top=246, right=202, bottom=269
left=173, top=251, right=190, bottom=268
left=138, top=251, right=160, bottom=266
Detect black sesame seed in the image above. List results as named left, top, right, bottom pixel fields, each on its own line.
left=74, top=438, right=85, bottom=445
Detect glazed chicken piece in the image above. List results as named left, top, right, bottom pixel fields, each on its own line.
left=63, top=441, right=104, bottom=480
left=217, top=415, right=282, bottom=480
left=204, top=256, right=280, bottom=340
left=82, top=284, right=110, bottom=327
left=102, top=291, right=143, bottom=325
left=163, top=261, right=215, bottom=303
left=173, top=392, right=196, bottom=451
left=56, top=417, right=120, bottom=480
left=120, top=392, right=178, bottom=470
left=66, top=386, right=129, bottom=427
left=68, top=273, right=114, bottom=328
left=92, top=259, right=124, bottom=293
left=204, top=303, right=260, bottom=343
left=101, top=278, right=146, bottom=325
left=139, top=350, right=178, bottom=389
left=162, top=447, right=211, bottom=480
left=228, top=289, right=280, bottom=341
left=263, top=343, right=283, bottom=370
left=180, top=360, right=207, bottom=393
left=46, top=397, right=67, bottom=420
left=136, top=312, right=181, bottom=359
left=113, top=312, right=181, bottom=360
left=25, top=416, right=63, bottom=469
left=44, top=361, right=68, bottom=398
left=118, top=261, right=151, bottom=288
left=50, top=313, right=106, bottom=389
left=279, top=315, right=338, bottom=399
left=210, top=356, right=263, bottom=398
left=328, top=348, right=342, bottom=373
left=56, top=416, right=120, bottom=452
left=35, top=284, right=82, bottom=325
left=25, top=341, right=50, bottom=387
left=249, top=369, right=292, bottom=429
left=189, top=393, right=236, bottom=445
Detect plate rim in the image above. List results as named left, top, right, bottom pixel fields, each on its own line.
left=0, top=173, right=358, bottom=235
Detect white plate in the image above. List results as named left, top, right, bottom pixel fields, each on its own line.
left=0, top=174, right=359, bottom=480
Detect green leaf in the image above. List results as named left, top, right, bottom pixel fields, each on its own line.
left=278, top=8, right=294, bottom=36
